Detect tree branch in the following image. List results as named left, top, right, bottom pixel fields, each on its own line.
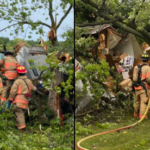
left=56, top=5, right=72, bottom=30
left=81, top=0, right=99, bottom=10
left=77, top=19, right=118, bottom=27
left=145, top=25, right=150, bottom=32
left=49, top=0, right=55, bottom=27
left=114, top=21, right=145, bottom=39
left=98, top=12, right=147, bottom=40
left=0, top=21, right=51, bottom=32
left=37, top=21, right=51, bottom=28
left=24, top=25, right=30, bottom=38
left=138, top=28, right=150, bottom=43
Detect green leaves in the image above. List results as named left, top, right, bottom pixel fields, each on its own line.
left=0, top=0, right=73, bottom=39
left=75, top=122, right=93, bottom=136
left=75, top=27, right=97, bottom=53
left=76, top=0, right=150, bottom=43
left=20, top=11, right=27, bottom=18
left=61, top=28, right=74, bottom=51
left=96, top=122, right=116, bottom=129
left=0, top=101, right=74, bottom=150
left=55, top=86, right=61, bottom=94
left=38, top=5, right=43, bottom=9
left=38, top=28, right=44, bottom=34
left=12, top=7, right=18, bottom=12
left=75, top=59, right=110, bottom=104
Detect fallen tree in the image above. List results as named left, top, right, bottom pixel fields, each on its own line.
left=76, top=0, right=150, bottom=45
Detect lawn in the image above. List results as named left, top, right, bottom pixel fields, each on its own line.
left=75, top=111, right=150, bottom=150
left=0, top=109, right=74, bottom=150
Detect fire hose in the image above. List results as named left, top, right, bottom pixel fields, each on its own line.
left=76, top=98, right=150, bottom=150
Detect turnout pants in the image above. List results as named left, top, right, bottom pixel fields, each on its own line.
left=134, top=89, right=149, bottom=118
left=12, top=104, right=26, bottom=130
left=1, top=80, right=14, bottom=106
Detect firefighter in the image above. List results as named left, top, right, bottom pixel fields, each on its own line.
left=0, top=77, right=3, bottom=98
left=0, top=50, right=20, bottom=104
left=7, top=65, right=37, bottom=130
left=0, top=77, right=3, bottom=109
left=133, top=52, right=150, bottom=119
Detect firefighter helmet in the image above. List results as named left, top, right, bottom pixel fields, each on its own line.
left=140, top=52, right=150, bottom=62
left=4, top=50, right=14, bottom=56
left=16, top=65, right=27, bottom=74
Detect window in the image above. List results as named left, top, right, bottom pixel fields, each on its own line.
left=29, top=62, right=38, bottom=76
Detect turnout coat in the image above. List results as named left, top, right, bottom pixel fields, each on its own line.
left=0, top=56, right=20, bottom=80
left=133, top=63, right=150, bottom=90
left=8, top=75, right=36, bottom=109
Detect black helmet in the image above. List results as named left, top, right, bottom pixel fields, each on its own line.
left=4, top=50, right=14, bottom=56
left=140, top=52, right=149, bottom=62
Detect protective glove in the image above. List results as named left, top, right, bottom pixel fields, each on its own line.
left=7, top=100, right=12, bottom=109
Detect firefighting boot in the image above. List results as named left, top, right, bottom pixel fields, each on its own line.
left=134, top=113, right=138, bottom=118
left=139, top=115, right=148, bottom=119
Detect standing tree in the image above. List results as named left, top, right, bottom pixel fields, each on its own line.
left=0, top=0, right=74, bottom=45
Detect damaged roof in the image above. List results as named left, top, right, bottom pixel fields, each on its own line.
left=82, top=24, right=123, bottom=37
left=83, top=24, right=111, bottom=34
left=24, top=46, right=47, bottom=54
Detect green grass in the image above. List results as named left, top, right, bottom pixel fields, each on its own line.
left=0, top=109, right=74, bottom=150
left=75, top=113, right=150, bottom=150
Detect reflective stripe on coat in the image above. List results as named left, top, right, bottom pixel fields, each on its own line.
left=0, top=56, right=20, bottom=79
left=8, top=75, right=37, bottom=109
left=134, top=83, right=150, bottom=90
left=133, top=63, right=150, bottom=91
left=0, top=77, right=3, bottom=96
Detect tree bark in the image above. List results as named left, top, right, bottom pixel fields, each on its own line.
left=49, top=0, right=55, bottom=27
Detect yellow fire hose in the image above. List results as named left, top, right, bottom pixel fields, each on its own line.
left=76, top=98, right=150, bottom=150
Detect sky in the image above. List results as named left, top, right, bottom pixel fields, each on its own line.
left=0, top=0, right=74, bottom=42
